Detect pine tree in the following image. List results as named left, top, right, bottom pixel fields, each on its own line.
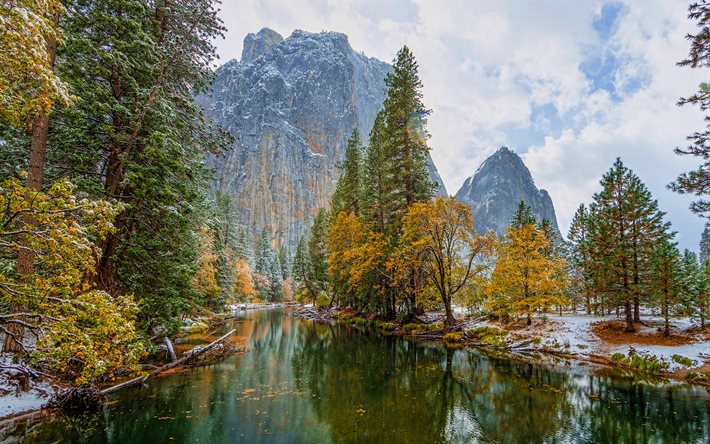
left=308, top=209, right=330, bottom=304
left=511, top=201, right=536, bottom=229
left=700, top=222, right=710, bottom=262
left=651, top=238, right=682, bottom=336
left=38, top=0, right=229, bottom=332
left=331, top=128, right=363, bottom=216
left=587, top=159, right=670, bottom=331
left=567, top=204, right=594, bottom=313
left=680, top=249, right=709, bottom=329
left=268, top=253, right=284, bottom=302
left=254, top=230, right=272, bottom=300
left=278, top=246, right=291, bottom=280
left=669, top=1, right=710, bottom=215
left=292, top=236, right=313, bottom=301
left=380, top=46, right=435, bottom=234
left=361, top=112, right=388, bottom=232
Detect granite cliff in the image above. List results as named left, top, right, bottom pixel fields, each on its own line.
left=455, top=147, right=559, bottom=237
left=199, top=28, right=446, bottom=247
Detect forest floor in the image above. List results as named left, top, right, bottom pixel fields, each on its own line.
left=438, top=308, right=710, bottom=383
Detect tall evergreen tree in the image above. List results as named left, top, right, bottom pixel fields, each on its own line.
left=567, top=204, right=594, bottom=313
left=700, top=222, right=710, bottom=262
left=669, top=1, right=710, bottom=215
left=331, top=128, right=363, bottom=216
left=511, top=201, right=536, bottom=229
left=361, top=112, right=388, bottom=231
left=380, top=46, right=435, bottom=235
left=651, top=238, right=682, bottom=336
left=268, top=253, right=284, bottom=302
left=587, top=159, right=670, bottom=331
left=38, top=0, right=228, bottom=332
left=308, top=209, right=330, bottom=303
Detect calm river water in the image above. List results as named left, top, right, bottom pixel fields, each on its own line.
left=2, top=308, right=710, bottom=443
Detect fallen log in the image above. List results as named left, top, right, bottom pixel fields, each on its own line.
left=101, top=329, right=237, bottom=395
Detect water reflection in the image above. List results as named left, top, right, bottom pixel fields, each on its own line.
left=1, top=308, right=709, bottom=443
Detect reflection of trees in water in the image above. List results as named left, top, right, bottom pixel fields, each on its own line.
left=293, top=322, right=710, bottom=443
left=3, top=310, right=710, bottom=443
left=291, top=322, right=457, bottom=443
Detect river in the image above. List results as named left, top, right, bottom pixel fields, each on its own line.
left=2, top=308, right=710, bottom=443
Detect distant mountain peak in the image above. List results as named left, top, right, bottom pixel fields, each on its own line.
left=456, top=147, right=559, bottom=237
left=241, top=28, right=284, bottom=63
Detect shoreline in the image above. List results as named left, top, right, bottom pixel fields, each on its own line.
left=292, top=305, right=710, bottom=389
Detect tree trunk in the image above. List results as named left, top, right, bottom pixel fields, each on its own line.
left=3, top=14, right=59, bottom=354
left=664, top=304, right=670, bottom=337
left=633, top=295, right=640, bottom=323
left=443, top=295, right=455, bottom=328
left=624, top=300, right=635, bottom=332
left=526, top=313, right=532, bottom=326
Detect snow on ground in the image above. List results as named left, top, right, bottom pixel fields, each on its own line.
left=0, top=355, right=55, bottom=419
left=450, top=306, right=710, bottom=372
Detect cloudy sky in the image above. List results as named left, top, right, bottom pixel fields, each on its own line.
left=214, top=0, right=707, bottom=251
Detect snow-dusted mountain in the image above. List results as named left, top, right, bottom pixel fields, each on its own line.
left=199, top=28, right=446, bottom=248
left=455, top=147, right=559, bottom=237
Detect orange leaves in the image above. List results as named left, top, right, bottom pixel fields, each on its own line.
left=396, top=197, right=494, bottom=322
left=486, top=224, right=569, bottom=320
left=326, top=212, right=386, bottom=298
left=233, top=258, right=256, bottom=301
left=191, top=225, right=221, bottom=303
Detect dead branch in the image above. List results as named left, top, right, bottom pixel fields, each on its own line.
left=101, top=329, right=237, bottom=395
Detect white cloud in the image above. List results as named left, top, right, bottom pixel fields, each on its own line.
left=213, top=0, right=708, bottom=250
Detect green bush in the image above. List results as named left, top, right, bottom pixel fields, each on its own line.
left=403, top=323, right=422, bottom=333
left=686, top=372, right=710, bottom=382
left=612, top=352, right=670, bottom=373
left=611, top=353, right=626, bottom=363
left=671, top=354, right=697, bottom=368
left=470, top=326, right=508, bottom=347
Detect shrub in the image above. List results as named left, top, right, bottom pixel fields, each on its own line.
left=403, top=323, right=422, bottom=333
left=671, top=354, right=697, bottom=368
left=443, top=332, right=462, bottom=343
left=611, top=351, right=670, bottom=373
left=611, top=353, right=626, bottom=363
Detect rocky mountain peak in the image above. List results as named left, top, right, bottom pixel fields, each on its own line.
left=455, top=147, right=559, bottom=237
left=241, top=27, right=284, bottom=63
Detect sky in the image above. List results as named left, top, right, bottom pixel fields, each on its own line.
left=213, top=0, right=708, bottom=251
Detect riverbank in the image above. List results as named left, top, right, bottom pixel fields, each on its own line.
left=0, top=304, right=283, bottom=421
left=293, top=306, right=710, bottom=387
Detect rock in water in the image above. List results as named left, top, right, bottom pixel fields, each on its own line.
left=455, top=147, right=559, bottom=237
left=199, top=28, right=447, bottom=248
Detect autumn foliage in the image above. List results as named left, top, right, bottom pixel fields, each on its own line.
left=487, top=223, right=568, bottom=325
left=0, top=177, right=145, bottom=383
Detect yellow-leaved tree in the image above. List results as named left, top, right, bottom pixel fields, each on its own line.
left=233, top=258, right=256, bottom=302
left=487, top=223, right=569, bottom=325
left=0, top=177, right=145, bottom=383
left=0, top=0, right=71, bottom=125
left=327, top=212, right=387, bottom=309
left=397, top=197, right=496, bottom=327
left=192, top=225, right=221, bottom=307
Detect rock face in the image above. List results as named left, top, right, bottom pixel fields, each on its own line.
left=200, top=28, right=446, bottom=248
left=455, top=147, right=559, bottom=237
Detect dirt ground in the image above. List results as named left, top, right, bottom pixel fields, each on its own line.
left=591, top=320, right=695, bottom=346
